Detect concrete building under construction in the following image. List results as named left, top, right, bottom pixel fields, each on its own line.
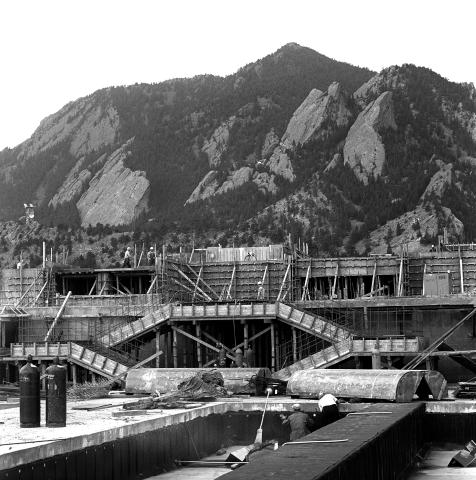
left=2, top=243, right=476, bottom=385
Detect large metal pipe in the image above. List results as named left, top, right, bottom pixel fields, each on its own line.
left=286, top=369, right=446, bottom=403
left=126, top=367, right=272, bottom=396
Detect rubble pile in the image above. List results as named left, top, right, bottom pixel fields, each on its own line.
left=123, top=370, right=230, bottom=410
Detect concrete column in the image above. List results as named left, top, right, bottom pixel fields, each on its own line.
left=243, top=322, right=249, bottom=350
left=292, top=327, right=297, bottom=363
left=270, top=322, right=276, bottom=372
left=40, top=362, right=47, bottom=391
left=371, top=348, right=381, bottom=369
left=5, top=362, right=10, bottom=383
left=71, top=363, right=77, bottom=386
left=425, top=357, right=433, bottom=371
left=363, top=307, right=368, bottom=332
left=195, top=323, right=202, bottom=367
left=354, top=355, right=361, bottom=369
left=155, top=329, right=161, bottom=368
left=172, top=328, right=178, bottom=368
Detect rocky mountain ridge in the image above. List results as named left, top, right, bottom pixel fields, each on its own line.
left=1, top=44, right=476, bottom=264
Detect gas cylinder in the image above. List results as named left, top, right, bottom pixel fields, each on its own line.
left=45, top=357, right=67, bottom=427
left=19, top=355, right=40, bottom=428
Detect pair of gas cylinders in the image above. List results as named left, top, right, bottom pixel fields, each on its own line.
left=19, top=356, right=67, bottom=428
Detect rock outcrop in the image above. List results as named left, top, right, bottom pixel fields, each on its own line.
left=187, top=82, right=354, bottom=203
left=185, top=171, right=221, bottom=204
left=18, top=93, right=119, bottom=160
left=261, top=129, right=280, bottom=159
left=365, top=204, right=464, bottom=255
left=343, top=91, right=397, bottom=183
left=282, top=82, right=352, bottom=146
left=49, top=157, right=93, bottom=208
left=420, top=163, right=454, bottom=202
left=76, top=140, right=150, bottom=227
left=185, top=167, right=254, bottom=204
left=353, top=67, right=406, bottom=107
left=202, top=117, right=236, bottom=168
left=266, top=146, right=295, bottom=181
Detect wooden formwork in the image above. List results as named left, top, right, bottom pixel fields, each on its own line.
left=171, top=260, right=289, bottom=302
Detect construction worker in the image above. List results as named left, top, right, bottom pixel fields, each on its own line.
left=257, top=281, right=264, bottom=300
left=123, top=247, right=132, bottom=268
left=318, top=392, right=339, bottom=426
left=147, top=247, right=156, bottom=266
left=280, top=404, right=312, bottom=441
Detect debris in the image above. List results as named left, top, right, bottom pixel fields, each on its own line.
left=112, top=410, right=151, bottom=417
left=71, top=403, right=115, bottom=411
left=123, top=370, right=229, bottom=410
left=67, top=379, right=114, bottom=400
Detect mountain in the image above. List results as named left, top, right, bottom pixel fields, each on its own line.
left=1, top=43, right=476, bottom=266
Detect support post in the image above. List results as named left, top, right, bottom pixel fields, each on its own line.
left=71, top=363, right=77, bottom=386
left=277, top=263, right=291, bottom=301
left=370, top=261, right=377, bottom=297
left=226, top=265, right=236, bottom=300
left=460, top=256, right=465, bottom=294
left=43, top=291, right=72, bottom=341
left=301, top=265, right=311, bottom=301
left=155, top=329, right=161, bottom=367
left=270, top=322, right=276, bottom=372
left=331, top=263, right=339, bottom=298
left=371, top=348, right=381, bottom=369
left=397, top=256, right=403, bottom=297
left=195, top=323, right=202, bottom=367
left=172, top=327, right=178, bottom=368
left=292, top=327, right=297, bottom=363
left=243, top=322, right=249, bottom=350
left=40, top=362, right=46, bottom=391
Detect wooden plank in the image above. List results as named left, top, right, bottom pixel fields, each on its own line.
left=43, top=291, right=72, bottom=341
left=277, top=263, right=290, bottom=301
left=172, top=326, right=235, bottom=361
left=88, top=279, right=98, bottom=296
left=301, top=265, right=311, bottom=301
left=146, top=275, right=158, bottom=294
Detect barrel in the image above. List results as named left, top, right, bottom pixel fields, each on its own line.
left=45, top=359, right=67, bottom=427
left=19, top=356, right=40, bottom=428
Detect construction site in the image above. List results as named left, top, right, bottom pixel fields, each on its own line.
left=3, top=243, right=476, bottom=479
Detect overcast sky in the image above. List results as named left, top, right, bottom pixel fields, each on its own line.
left=0, top=0, right=474, bottom=151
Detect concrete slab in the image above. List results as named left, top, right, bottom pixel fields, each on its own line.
left=2, top=394, right=476, bottom=473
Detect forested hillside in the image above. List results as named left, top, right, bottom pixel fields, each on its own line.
left=0, top=43, right=475, bottom=267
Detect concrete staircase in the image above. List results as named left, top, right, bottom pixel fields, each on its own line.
left=276, top=303, right=352, bottom=343
left=69, top=342, right=130, bottom=379
left=274, top=335, right=426, bottom=381
left=98, top=304, right=172, bottom=347
left=274, top=340, right=353, bottom=381
left=9, top=342, right=130, bottom=380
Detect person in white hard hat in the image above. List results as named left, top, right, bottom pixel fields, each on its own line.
left=257, top=281, right=264, bottom=300
left=123, top=246, right=132, bottom=268
left=280, top=404, right=311, bottom=441
left=318, top=391, right=339, bottom=426
left=147, top=247, right=156, bottom=266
